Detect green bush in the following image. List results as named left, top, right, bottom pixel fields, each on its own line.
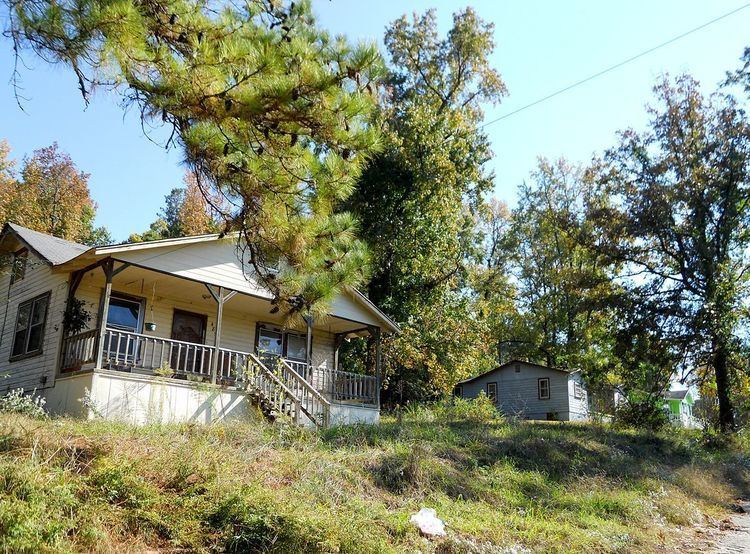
left=613, top=398, right=669, bottom=431
left=206, top=494, right=326, bottom=553
left=400, top=393, right=502, bottom=425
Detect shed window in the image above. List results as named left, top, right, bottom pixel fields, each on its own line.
left=11, top=249, right=27, bottom=284
left=486, top=382, right=497, bottom=403
left=11, top=292, right=49, bottom=360
left=453, top=385, right=463, bottom=398
left=573, top=382, right=584, bottom=399
left=538, top=378, right=550, bottom=400
left=514, top=363, right=521, bottom=373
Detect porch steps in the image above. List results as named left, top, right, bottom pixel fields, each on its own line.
left=240, top=353, right=330, bottom=428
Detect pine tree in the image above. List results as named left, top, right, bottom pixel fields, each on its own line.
left=8, top=0, right=383, bottom=320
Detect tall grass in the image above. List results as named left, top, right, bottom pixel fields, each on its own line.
left=0, top=402, right=747, bottom=552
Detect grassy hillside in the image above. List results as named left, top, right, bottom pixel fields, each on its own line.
left=0, top=404, right=748, bottom=553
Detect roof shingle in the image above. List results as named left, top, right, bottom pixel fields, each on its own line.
left=6, top=223, right=89, bottom=265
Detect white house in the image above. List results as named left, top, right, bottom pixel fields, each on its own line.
left=0, top=223, right=399, bottom=427
left=454, top=360, right=589, bottom=421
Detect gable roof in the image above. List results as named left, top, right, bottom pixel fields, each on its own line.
left=457, top=359, right=575, bottom=385
left=1, top=222, right=400, bottom=333
left=1, top=223, right=89, bottom=265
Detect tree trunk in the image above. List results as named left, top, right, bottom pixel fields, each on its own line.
left=713, top=342, right=735, bottom=432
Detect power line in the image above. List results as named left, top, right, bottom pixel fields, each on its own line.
left=481, top=2, right=750, bottom=129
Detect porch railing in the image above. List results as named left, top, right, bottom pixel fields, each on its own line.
left=59, top=327, right=376, bottom=414
left=313, top=367, right=378, bottom=407
left=101, top=329, right=219, bottom=378
left=278, top=358, right=331, bottom=427
left=60, top=329, right=98, bottom=371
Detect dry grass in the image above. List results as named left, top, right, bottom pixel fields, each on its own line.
left=0, top=407, right=748, bottom=553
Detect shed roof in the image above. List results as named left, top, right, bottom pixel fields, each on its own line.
left=2, top=223, right=89, bottom=265
left=457, top=359, right=575, bottom=385
left=664, top=389, right=689, bottom=401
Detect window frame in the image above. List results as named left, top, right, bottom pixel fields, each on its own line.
left=538, top=377, right=550, bottom=400
left=9, top=291, right=50, bottom=362
left=10, top=248, right=28, bottom=285
left=255, top=322, right=310, bottom=362
left=284, top=331, right=308, bottom=362
left=573, top=381, right=584, bottom=400
left=453, top=385, right=463, bottom=398
left=105, top=292, right=145, bottom=334
left=486, top=381, right=498, bottom=403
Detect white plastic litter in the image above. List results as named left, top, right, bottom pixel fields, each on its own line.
left=410, top=508, right=446, bottom=537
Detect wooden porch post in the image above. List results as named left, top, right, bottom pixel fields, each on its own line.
left=206, top=285, right=237, bottom=385
left=94, top=259, right=114, bottom=369
left=304, top=315, right=313, bottom=378
left=212, top=286, right=224, bottom=384
left=333, top=333, right=344, bottom=372
left=374, top=327, right=382, bottom=408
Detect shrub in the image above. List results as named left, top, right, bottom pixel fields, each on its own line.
left=400, top=393, right=502, bottom=425
left=613, top=397, right=668, bottom=431
left=442, top=393, right=500, bottom=424
left=373, top=443, right=432, bottom=493
left=0, top=389, right=47, bottom=418
left=205, top=494, right=326, bottom=553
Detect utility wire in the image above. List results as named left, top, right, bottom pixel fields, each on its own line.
left=481, top=2, right=750, bottom=128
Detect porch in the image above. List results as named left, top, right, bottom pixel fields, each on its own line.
left=55, top=255, right=385, bottom=427
left=60, top=326, right=379, bottom=408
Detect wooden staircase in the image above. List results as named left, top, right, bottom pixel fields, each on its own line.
left=242, top=353, right=331, bottom=428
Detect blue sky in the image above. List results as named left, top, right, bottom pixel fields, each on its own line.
left=0, top=1, right=748, bottom=241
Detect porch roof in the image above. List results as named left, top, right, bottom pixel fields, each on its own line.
left=51, top=231, right=399, bottom=334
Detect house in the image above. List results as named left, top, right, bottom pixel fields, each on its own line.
left=663, top=389, right=700, bottom=428
left=0, top=223, right=399, bottom=427
left=454, top=360, right=589, bottom=421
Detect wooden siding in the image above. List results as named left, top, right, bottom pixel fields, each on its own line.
left=0, top=251, right=69, bottom=393
left=72, top=269, right=335, bottom=370
left=460, top=362, right=582, bottom=421
left=567, top=372, right=590, bottom=421
left=108, top=240, right=384, bottom=329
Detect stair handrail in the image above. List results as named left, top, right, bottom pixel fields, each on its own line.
left=278, top=358, right=331, bottom=427
left=247, top=352, right=321, bottom=427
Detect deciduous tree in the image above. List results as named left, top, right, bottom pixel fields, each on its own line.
left=129, top=173, right=221, bottom=241
left=593, top=75, right=750, bottom=431
left=0, top=142, right=111, bottom=245
left=344, top=8, right=505, bottom=397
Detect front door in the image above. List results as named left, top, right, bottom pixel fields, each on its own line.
left=170, top=309, right=207, bottom=373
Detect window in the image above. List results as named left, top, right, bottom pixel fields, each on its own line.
left=256, top=323, right=310, bottom=362
left=257, top=326, right=283, bottom=357
left=106, top=295, right=143, bottom=333
left=514, top=363, right=521, bottom=373
left=103, top=294, right=144, bottom=363
left=574, top=382, right=584, bottom=400
left=11, top=292, right=49, bottom=360
left=10, top=249, right=27, bottom=284
left=453, top=385, right=463, bottom=398
left=538, top=378, right=550, bottom=400
left=285, top=333, right=307, bottom=361
left=486, top=382, right=497, bottom=403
